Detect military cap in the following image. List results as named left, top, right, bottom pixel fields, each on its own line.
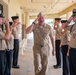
left=61, top=20, right=67, bottom=23
left=9, top=22, right=13, bottom=26
left=54, top=18, right=61, bottom=21
left=37, top=12, right=44, bottom=17
left=72, top=9, right=76, bottom=16
left=11, top=16, right=19, bottom=20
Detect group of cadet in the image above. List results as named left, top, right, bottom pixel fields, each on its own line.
left=26, top=9, right=76, bottom=75
left=0, top=8, right=76, bottom=75
left=0, top=12, right=21, bottom=75
left=53, top=9, right=76, bottom=75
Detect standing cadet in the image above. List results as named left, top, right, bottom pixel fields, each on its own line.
left=64, top=9, right=76, bottom=75
left=5, top=22, right=14, bottom=75
left=26, top=12, right=55, bottom=75
left=0, top=13, right=11, bottom=75
left=53, top=18, right=61, bottom=69
left=61, top=20, right=70, bottom=75
left=11, top=16, right=20, bottom=68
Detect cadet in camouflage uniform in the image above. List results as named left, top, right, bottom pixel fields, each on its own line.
left=26, top=12, right=55, bottom=75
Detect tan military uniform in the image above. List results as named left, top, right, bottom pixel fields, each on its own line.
left=67, top=24, right=76, bottom=48
left=6, top=34, right=14, bottom=50
left=61, top=29, right=70, bottom=46
left=0, top=28, right=7, bottom=50
left=55, top=25, right=61, bottom=40
left=33, top=23, right=53, bottom=75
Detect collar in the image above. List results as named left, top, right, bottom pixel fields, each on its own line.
left=38, top=23, right=46, bottom=26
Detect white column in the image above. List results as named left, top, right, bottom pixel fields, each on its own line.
left=25, top=12, right=30, bottom=28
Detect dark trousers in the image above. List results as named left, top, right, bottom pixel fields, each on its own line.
left=61, top=45, right=69, bottom=75
left=5, top=50, right=13, bottom=75
left=55, top=40, right=61, bottom=66
left=69, top=48, right=76, bottom=75
left=0, top=50, right=6, bottom=75
left=13, top=39, right=19, bottom=66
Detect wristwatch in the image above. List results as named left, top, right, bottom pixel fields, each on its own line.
left=32, top=21, right=36, bottom=24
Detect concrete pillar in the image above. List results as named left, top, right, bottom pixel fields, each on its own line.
left=25, top=12, right=30, bottom=28
left=25, top=12, right=30, bottom=39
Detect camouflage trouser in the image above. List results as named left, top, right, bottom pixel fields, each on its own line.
left=33, top=44, right=50, bottom=75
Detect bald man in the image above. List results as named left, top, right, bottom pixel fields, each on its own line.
left=26, top=12, right=55, bottom=75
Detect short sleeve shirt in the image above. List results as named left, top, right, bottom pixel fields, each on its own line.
left=54, top=26, right=61, bottom=40
left=33, top=23, right=53, bottom=46
left=6, top=34, right=14, bottom=50
left=0, top=28, right=7, bottom=50
left=61, top=30, right=70, bottom=45
left=12, top=24, right=20, bottom=39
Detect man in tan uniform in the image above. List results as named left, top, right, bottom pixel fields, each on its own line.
left=0, top=13, right=11, bottom=75
left=26, top=12, right=55, bottom=75
left=53, top=18, right=61, bottom=69
left=64, top=9, right=76, bottom=75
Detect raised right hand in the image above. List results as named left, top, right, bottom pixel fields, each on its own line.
left=67, top=16, right=73, bottom=22
left=5, top=19, right=9, bottom=26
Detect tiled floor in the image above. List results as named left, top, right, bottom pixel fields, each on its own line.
left=11, top=38, right=62, bottom=75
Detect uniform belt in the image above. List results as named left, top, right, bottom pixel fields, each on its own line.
left=35, top=43, right=48, bottom=47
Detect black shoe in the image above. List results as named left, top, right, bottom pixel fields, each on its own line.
left=12, top=65, right=20, bottom=69
left=53, top=65, right=61, bottom=69
left=53, top=65, right=57, bottom=67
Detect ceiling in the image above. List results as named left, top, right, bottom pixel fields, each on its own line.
left=18, top=0, right=76, bottom=16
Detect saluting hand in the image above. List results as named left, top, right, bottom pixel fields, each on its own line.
left=14, top=22, right=20, bottom=26
left=10, top=26, right=13, bottom=33
left=5, top=19, right=9, bottom=26
left=67, top=16, right=73, bottom=23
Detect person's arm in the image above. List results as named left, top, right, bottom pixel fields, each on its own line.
left=65, top=16, right=73, bottom=28
left=26, top=17, right=38, bottom=34
left=50, top=36, right=55, bottom=56
left=26, top=23, right=35, bottom=34
left=12, top=22, right=20, bottom=29
left=2, top=19, right=11, bottom=40
left=49, top=26, right=55, bottom=56
left=66, top=31, right=71, bottom=56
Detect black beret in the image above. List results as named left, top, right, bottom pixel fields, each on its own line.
left=9, top=22, right=13, bottom=26
left=72, top=9, right=76, bottom=16
left=11, top=16, right=19, bottom=20
left=0, top=14, right=4, bottom=18
left=61, top=20, right=67, bottom=23
left=54, top=18, right=61, bottom=21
